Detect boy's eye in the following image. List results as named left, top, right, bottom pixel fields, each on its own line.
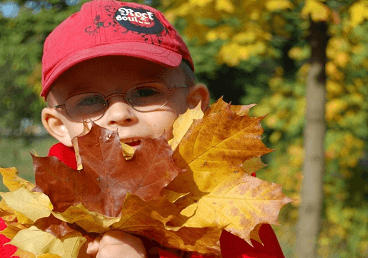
left=77, top=95, right=105, bottom=106
left=131, top=87, right=161, bottom=98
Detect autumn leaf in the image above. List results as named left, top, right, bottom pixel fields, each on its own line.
left=111, top=194, right=221, bottom=255
left=204, top=97, right=256, bottom=116
left=0, top=188, right=53, bottom=222
left=34, top=214, right=76, bottom=239
left=32, top=123, right=185, bottom=217
left=0, top=167, right=35, bottom=192
left=52, top=203, right=120, bottom=234
left=180, top=174, right=292, bottom=245
left=167, top=100, right=272, bottom=195
left=9, top=226, right=85, bottom=258
left=169, top=102, right=204, bottom=151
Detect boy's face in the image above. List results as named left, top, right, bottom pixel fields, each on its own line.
left=42, top=56, right=209, bottom=147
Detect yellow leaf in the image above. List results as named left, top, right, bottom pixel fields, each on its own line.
left=37, top=254, right=61, bottom=258
left=266, top=0, right=293, bottom=11
left=241, top=157, right=267, bottom=175
left=149, top=225, right=222, bottom=255
left=0, top=198, right=17, bottom=222
left=190, top=0, right=214, bottom=7
left=10, top=226, right=86, bottom=258
left=334, top=51, right=350, bottom=68
left=60, top=233, right=87, bottom=258
left=161, top=189, right=189, bottom=203
left=249, top=224, right=263, bottom=244
left=112, top=194, right=179, bottom=230
left=349, top=1, right=368, bottom=27
left=215, top=0, right=234, bottom=13
left=180, top=174, right=293, bottom=245
left=52, top=204, right=120, bottom=233
left=204, top=97, right=256, bottom=116
left=168, top=104, right=272, bottom=194
left=301, top=0, right=330, bottom=21
left=14, top=249, right=36, bottom=258
left=10, top=226, right=64, bottom=256
left=169, top=102, right=204, bottom=151
left=0, top=188, right=53, bottom=222
left=121, top=142, right=135, bottom=160
left=0, top=167, right=35, bottom=191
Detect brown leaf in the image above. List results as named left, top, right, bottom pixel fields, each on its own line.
left=34, top=214, right=76, bottom=238
left=33, top=123, right=184, bottom=217
left=111, top=194, right=221, bottom=255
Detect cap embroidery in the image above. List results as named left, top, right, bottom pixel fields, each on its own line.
left=85, top=4, right=168, bottom=46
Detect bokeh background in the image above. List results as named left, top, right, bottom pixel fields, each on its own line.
left=0, top=0, right=367, bottom=257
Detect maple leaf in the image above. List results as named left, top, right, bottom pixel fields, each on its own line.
left=0, top=188, right=53, bottom=222
left=179, top=174, right=293, bottom=245
left=9, top=226, right=85, bottom=258
left=169, top=102, right=204, bottom=151
left=111, top=194, right=221, bottom=255
left=0, top=167, right=34, bottom=192
left=167, top=99, right=273, bottom=195
left=204, top=97, right=256, bottom=116
left=32, top=123, right=184, bottom=217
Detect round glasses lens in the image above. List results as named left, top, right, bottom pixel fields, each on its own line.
left=127, top=83, right=168, bottom=111
left=65, top=93, right=106, bottom=121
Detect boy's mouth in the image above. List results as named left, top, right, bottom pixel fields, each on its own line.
left=122, top=139, right=142, bottom=147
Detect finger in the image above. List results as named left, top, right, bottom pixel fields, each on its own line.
left=86, top=237, right=102, bottom=256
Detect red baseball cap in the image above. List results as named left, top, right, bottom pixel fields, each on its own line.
left=41, top=0, right=194, bottom=98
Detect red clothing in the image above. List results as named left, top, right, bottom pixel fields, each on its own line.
left=48, top=143, right=285, bottom=258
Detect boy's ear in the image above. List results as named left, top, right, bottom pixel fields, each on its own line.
left=186, top=83, right=210, bottom=111
left=41, top=107, right=73, bottom=147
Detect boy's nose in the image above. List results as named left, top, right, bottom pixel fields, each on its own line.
left=103, top=98, right=138, bottom=126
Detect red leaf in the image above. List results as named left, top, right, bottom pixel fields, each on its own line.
left=0, top=218, right=19, bottom=258
left=32, top=123, right=184, bottom=217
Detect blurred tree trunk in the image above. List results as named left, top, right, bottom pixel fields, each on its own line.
left=295, top=21, right=328, bottom=258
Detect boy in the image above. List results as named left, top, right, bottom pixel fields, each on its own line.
left=40, top=0, right=285, bottom=257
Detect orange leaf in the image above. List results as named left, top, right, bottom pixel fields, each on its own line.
left=168, top=101, right=272, bottom=194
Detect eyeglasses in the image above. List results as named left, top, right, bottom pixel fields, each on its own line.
left=54, top=82, right=186, bottom=122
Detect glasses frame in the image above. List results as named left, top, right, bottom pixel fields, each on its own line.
left=53, top=82, right=188, bottom=122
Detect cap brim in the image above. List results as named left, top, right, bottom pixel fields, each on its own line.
left=41, top=41, right=182, bottom=97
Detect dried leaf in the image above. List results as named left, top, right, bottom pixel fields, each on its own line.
left=168, top=104, right=272, bottom=194
left=112, top=194, right=221, bottom=255
left=13, top=248, right=37, bottom=258
left=33, top=123, right=184, bottom=217
left=169, top=102, right=204, bottom=151
left=37, top=254, right=61, bottom=258
left=0, top=167, right=35, bottom=191
left=10, top=226, right=85, bottom=258
left=139, top=225, right=222, bottom=255
left=241, top=156, right=268, bottom=175
left=10, top=226, right=64, bottom=256
left=121, top=142, right=135, bottom=159
left=35, top=214, right=76, bottom=238
left=52, top=204, right=120, bottom=234
left=180, top=174, right=293, bottom=245
left=204, top=97, right=256, bottom=116
left=0, top=188, right=53, bottom=222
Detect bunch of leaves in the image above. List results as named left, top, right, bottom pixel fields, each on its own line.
left=0, top=99, right=292, bottom=258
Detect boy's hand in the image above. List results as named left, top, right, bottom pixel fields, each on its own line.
left=86, top=231, right=147, bottom=258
